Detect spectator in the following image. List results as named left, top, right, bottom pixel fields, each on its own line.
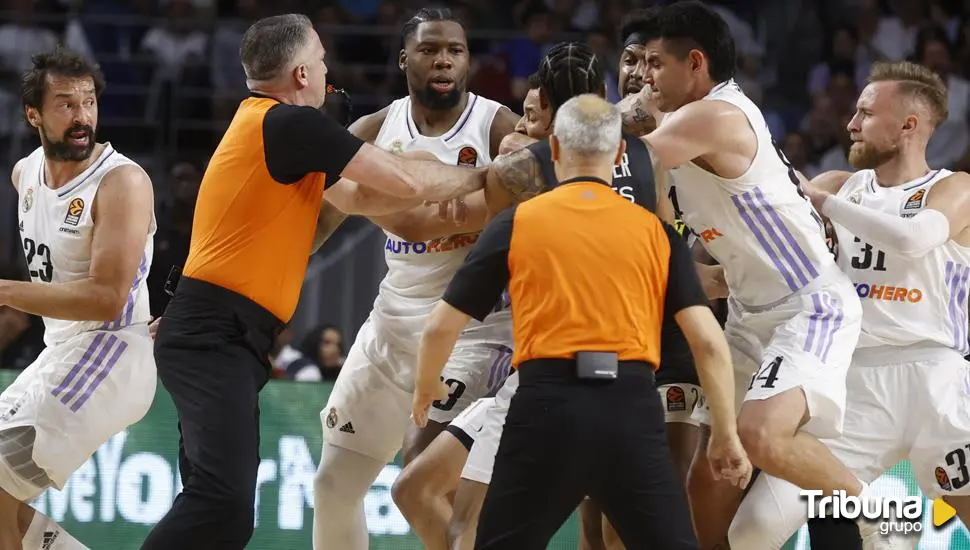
left=586, top=27, right=619, bottom=103
left=913, top=25, right=970, bottom=169
left=210, top=0, right=261, bottom=121
left=807, top=24, right=872, bottom=98
left=783, top=131, right=821, bottom=179
left=826, top=59, right=861, bottom=117
left=140, top=0, right=209, bottom=82
left=147, top=161, right=202, bottom=318
left=270, top=326, right=314, bottom=379
left=293, top=324, right=345, bottom=382
left=507, top=1, right=554, bottom=102
left=870, top=0, right=927, bottom=61
left=0, top=0, right=58, bottom=140
left=817, top=111, right=855, bottom=173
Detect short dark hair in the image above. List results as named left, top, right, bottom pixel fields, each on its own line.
left=527, top=72, right=541, bottom=89
left=402, top=7, right=464, bottom=46
left=21, top=46, right=105, bottom=112
left=914, top=24, right=953, bottom=62
left=621, top=2, right=736, bottom=83
left=537, top=42, right=605, bottom=113
left=240, top=14, right=313, bottom=81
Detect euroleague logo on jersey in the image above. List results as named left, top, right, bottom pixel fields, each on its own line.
left=64, top=198, right=85, bottom=226
left=457, top=146, right=478, bottom=167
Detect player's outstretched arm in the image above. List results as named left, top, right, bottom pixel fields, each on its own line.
left=0, top=165, right=154, bottom=320
left=639, top=100, right=735, bottom=174
left=483, top=148, right=547, bottom=222
left=811, top=171, right=970, bottom=257
left=343, top=143, right=488, bottom=202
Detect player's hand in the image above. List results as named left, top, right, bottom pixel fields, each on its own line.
left=800, top=180, right=831, bottom=213
left=635, top=83, right=664, bottom=121
left=707, top=430, right=753, bottom=489
left=424, top=197, right=468, bottom=225
left=696, top=263, right=729, bottom=300
left=149, top=317, right=161, bottom=340
left=411, top=378, right=449, bottom=428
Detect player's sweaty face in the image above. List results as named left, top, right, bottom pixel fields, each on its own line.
left=846, top=82, right=902, bottom=169
left=619, top=44, right=647, bottom=98
left=37, top=74, right=98, bottom=162
left=404, top=21, right=469, bottom=110
left=642, top=39, right=692, bottom=112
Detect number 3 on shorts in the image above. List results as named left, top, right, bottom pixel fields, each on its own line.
left=432, top=378, right=467, bottom=411
left=749, top=356, right=783, bottom=390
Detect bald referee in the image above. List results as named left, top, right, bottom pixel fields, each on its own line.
left=412, top=95, right=751, bottom=549
left=143, top=14, right=489, bottom=549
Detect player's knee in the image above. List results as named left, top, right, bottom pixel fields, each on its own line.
left=737, top=415, right=781, bottom=468
left=390, top=466, right=427, bottom=514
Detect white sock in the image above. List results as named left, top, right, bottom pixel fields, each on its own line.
left=22, top=511, right=88, bottom=550
left=854, top=482, right=879, bottom=537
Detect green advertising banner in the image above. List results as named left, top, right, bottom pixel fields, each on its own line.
left=5, top=371, right=965, bottom=549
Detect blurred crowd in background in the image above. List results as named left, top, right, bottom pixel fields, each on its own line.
left=1, top=0, right=969, bottom=379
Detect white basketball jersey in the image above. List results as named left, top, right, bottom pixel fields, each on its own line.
left=834, top=169, right=970, bottom=353
left=665, top=80, right=836, bottom=307
left=16, top=144, right=156, bottom=347
left=372, top=94, right=510, bottom=349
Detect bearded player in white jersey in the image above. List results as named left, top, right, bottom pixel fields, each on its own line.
left=312, top=8, right=518, bottom=549
left=0, top=47, right=156, bottom=550
left=614, top=3, right=865, bottom=547
left=728, top=60, right=970, bottom=550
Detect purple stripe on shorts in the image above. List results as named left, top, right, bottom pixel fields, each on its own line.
left=803, top=293, right=824, bottom=354
left=732, top=194, right=800, bottom=291
left=59, top=334, right=118, bottom=406
left=947, top=261, right=961, bottom=351
left=51, top=332, right=106, bottom=397
left=479, top=343, right=513, bottom=392
left=71, top=339, right=128, bottom=412
left=820, top=293, right=844, bottom=363
left=947, top=262, right=970, bottom=355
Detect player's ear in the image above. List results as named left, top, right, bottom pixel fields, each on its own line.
left=24, top=106, right=40, bottom=129
left=902, top=114, right=918, bottom=133
left=550, top=135, right=560, bottom=162
left=614, top=138, right=627, bottom=165
left=398, top=49, right=407, bottom=72
left=687, top=49, right=704, bottom=73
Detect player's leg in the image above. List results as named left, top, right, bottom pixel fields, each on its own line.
left=406, top=343, right=512, bottom=466
left=313, top=320, right=412, bottom=550
left=736, top=285, right=865, bottom=495
left=684, top=425, right=745, bottom=549
left=446, top=373, right=516, bottom=550
left=1, top=330, right=155, bottom=549
left=392, top=399, right=490, bottom=550
left=909, top=353, right=970, bottom=536
left=577, top=499, right=607, bottom=550
left=729, top=362, right=906, bottom=549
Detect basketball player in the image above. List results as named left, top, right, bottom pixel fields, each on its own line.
left=312, top=8, right=518, bottom=550
left=613, top=3, right=864, bottom=547
left=389, top=52, right=606, bottom=549
left=729, top=60, right=970, bottom=550
left=0, top=47, right=156, bottom=550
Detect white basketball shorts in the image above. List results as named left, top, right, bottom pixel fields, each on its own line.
left=657, top=383, right=703, bottom=425
left=0, top=326, right=156, bottom=502
left=460, top=371, right=519, bottom=485
left=322, top=316, right=513, bottom=463
left=692, top=271, right=862, bottom=439
left=824, top=346, right=970, bottom=499
left=446, top=397, right=494, bottom=450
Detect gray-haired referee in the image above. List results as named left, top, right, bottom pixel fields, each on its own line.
left=411, top=94, right=752, bottom=549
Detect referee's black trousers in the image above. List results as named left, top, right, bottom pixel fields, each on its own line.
left=475, top=360, right=699, bottom=550
left=141, top=278, right=279, bottom=550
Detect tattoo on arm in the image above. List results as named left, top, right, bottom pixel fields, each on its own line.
left=493, top=148, right=547, bottom=203
left=617, top=94, right=657, bottom=136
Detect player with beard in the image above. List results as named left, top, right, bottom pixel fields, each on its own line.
left=312, top=8, right=518, bottom=550
left=730, top=60, right=970, bottom=550
left=0, top=47, right=157, bottom=550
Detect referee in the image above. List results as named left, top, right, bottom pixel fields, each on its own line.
left=143, top=14, right=489, bottom=549
left=411, top=95, right=752, bottom=549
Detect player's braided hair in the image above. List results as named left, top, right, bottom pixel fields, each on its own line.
left=537, top=41, right=605, bottom=114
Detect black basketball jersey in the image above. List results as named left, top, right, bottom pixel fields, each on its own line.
left=526, top=135, right=658, bottom=210
left=525, top=134, right=698, bottom=384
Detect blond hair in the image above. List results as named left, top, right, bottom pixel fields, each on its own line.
left=868, top=61, right=949, bottom=127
